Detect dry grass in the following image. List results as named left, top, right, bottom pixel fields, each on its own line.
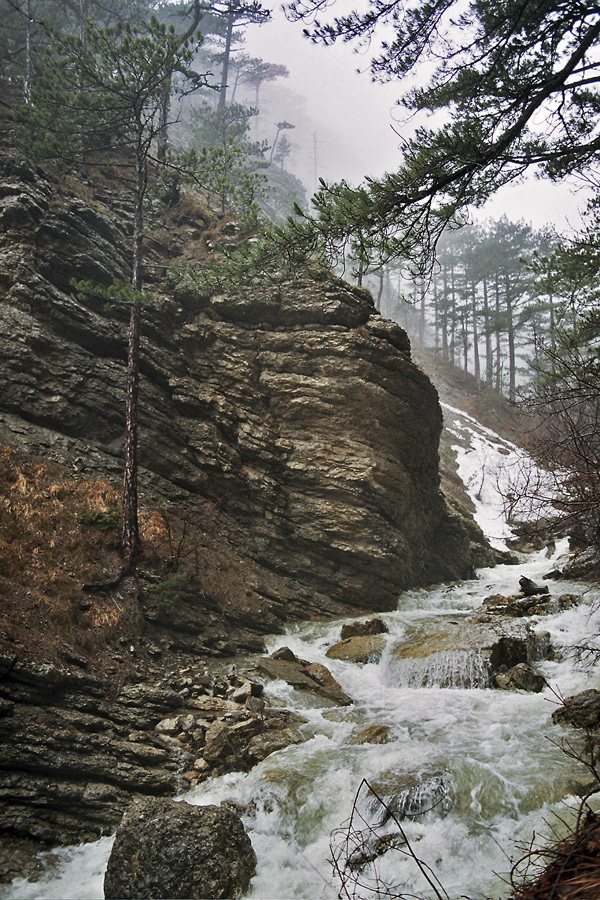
left=512, top=810, right=600, bottom=899
left=0, top=446, right=260, bottom=675
left=0, top=446, right=132, bottom=670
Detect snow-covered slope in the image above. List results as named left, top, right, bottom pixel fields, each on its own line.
left=442, top=402, right=555, bottom=550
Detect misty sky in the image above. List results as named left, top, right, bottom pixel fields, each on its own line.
left=243, top=6, right=588, bottom=233
left=244, top=7, right=402, bottom=189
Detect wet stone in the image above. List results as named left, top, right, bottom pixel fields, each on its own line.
left=494, top=663, right=546, bottom=693
left=325, top=634, right=386, bottom=664
left=340, top=616, right=389, bottom=640
left=552, top=689, right=600, bottom=730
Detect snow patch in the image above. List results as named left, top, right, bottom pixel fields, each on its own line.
left=442, top=402, right=555, bottom=549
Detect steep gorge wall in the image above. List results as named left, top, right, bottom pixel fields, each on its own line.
left=0, top=152, right=488, bottom=617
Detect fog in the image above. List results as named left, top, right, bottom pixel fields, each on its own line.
left=240, top=7, right=588, bottom=233
left=242, top=7, right=402, bottom=190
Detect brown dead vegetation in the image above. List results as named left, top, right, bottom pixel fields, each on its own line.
left=0, top=446, right=258, bottom=676
left=512, top=810, right=600, bottom=899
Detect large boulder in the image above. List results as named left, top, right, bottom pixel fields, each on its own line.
left=103, top=797, right=256, bottom=899
left=387, top=619, right=552, bottom=689
left=326, top=634, right=386, bottom=664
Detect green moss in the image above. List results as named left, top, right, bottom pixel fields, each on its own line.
left=80, top=506, right=121, bottom=533
left=145, top=573, right=191, bottom=614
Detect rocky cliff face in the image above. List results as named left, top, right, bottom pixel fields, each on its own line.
left=0, top=151, right=487, bottom=618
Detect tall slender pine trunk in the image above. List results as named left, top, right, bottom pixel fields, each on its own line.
left=449, top=256, right=456, bottom=366
left=471, top=278, right=480, bottom=383
left=483, top=276, right=493, bottom=384
left=121, top=141, right=146, bottom=570
left=432, top=272, right=439, bottom=354
left=494, top=273, right=502, bottom=393
left=218, top=10, right=235, bottom=110
left=441, top=263, right=449, bottom=361
left=505, top=275, right=516, bottom=402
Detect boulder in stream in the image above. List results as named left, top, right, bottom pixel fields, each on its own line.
left=103, top=797, right=256, bottom=899
left=343, top=771, right=456, bottom=870
left=483, top=591, right=580, bottom=618
left=340, top=616, right=389, bottom=640
left=325, top=634, right=386, bottom=664
left=255, top=648, right=352, bottom=705
left=494, top=663, right=546, bottom=693
left=389, top=620, right=552, bottom=690
left=519, top=576, right=549, bottom=597
left=552, top=689, right=600, bottom=731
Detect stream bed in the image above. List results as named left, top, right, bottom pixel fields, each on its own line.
left=5, top=545, right=600, bottom=900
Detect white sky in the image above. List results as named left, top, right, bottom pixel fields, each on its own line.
left=242, top=9, right=412, bottom=182
left=242, top=6, right=589, bottom=234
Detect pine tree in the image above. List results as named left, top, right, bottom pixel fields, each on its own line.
left=285, top=0, right=600, bottom=270
left=190, top=101, right=268, bottom=224
left=21, top=16, right=206, bottom=569
left=207, top=0, right=270, bottom=109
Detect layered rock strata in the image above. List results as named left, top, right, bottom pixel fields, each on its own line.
left=0, top=652, right=308, bottom=880
left=0, top=151, right=487, bottom=618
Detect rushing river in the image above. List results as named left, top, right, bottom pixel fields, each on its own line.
left=187, top=549, right=600, bottom=900
left=5, top=545, right=600, bottom=900
left=4, top=404, right=600, bottom=900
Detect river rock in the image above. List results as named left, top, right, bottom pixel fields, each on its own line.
left=552, top=689, right=600, bottom=730
left=561, top=545, right=600, bottom=581
left=344, top=770, right=455, bottom=869
left=229, top=679, right=263, bottom=705
left=245, top=723, right=304, bottom=761
left=103, top=797, right=256, bottom=899
left=203, top=720, right=235, bottom=763
left=349, top=724, right=392, bottom=744
left=489, top=635, right=530, bottom=669
left=304, top=662, right=345, bottom=696
left=519, top=576, right=549, bottom=596
left=389, top=620, right=551, bottom=689
left=325, top=634, right=386, bottom=664
left=340, top=616, right=389, bottom=640
left=494, top=663, right=546, bottom=692
left=371, top=772, right=455, bottom=825
left=255, top=648, right=352, bottom=705
left=483, top=591, right=580, bottom=617
left=392, top=621, right=542, bottom=666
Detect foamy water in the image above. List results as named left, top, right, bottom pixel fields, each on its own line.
left=3, top=414, right=598, bottom=900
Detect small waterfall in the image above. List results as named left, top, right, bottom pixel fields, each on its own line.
left=386, top=649, right=491, bottom=689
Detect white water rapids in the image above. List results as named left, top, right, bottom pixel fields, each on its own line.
left=4, top=409, right=600, bottom=900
